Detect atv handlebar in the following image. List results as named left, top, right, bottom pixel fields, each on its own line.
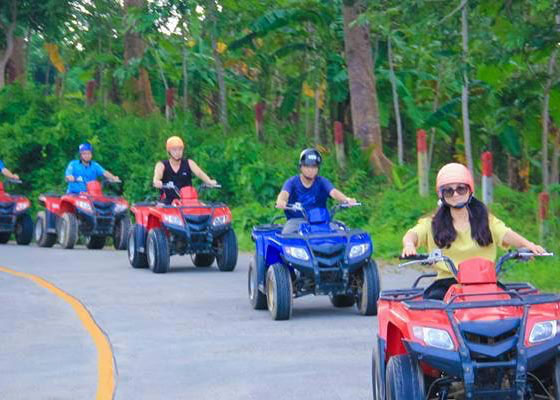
left=399, top=248, right=554, bottom=277
left=4, top=178, right=22, bottom=184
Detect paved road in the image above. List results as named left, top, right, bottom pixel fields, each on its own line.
left=0, top=244, right=421, bottom=400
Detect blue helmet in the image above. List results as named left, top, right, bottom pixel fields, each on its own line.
left=79, top=142, right=93, bottom=153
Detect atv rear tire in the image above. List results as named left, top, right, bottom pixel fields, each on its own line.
left=385, top=354, right=424, bottom=400
left=0, top=232, right=10, bottom=243
left=128, top=224, right=148, bottom=269
left=329, top=294, right=355, bottom=308
left=216, top=229, right=238, bottom=272
left=113, top=215, right=131, bottom=250
left=266, top=263, right=292, bottom=320
left=356, top=259, right=381, bottom=316
left=249, top=256, right=267, bottom=310
left=85, top=235, right=106, bottom=249
left=15, top=214, right=33, bottom=245
left=193, top=253, right=215, bottom=267
left=35, top=211, right=56, bottom=248
left=58, top=212, right=78, bottom=249
left=147, top=228, right=170, bottom=274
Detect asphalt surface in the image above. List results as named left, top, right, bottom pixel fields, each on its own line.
left=0, top=243, right=421, bottom=400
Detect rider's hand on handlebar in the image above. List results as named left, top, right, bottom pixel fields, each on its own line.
left=526, top=242, right=547, bottom=256
left=344, top=197, right=357, bottom=205
left=275, top=200, right=287, bottom=209
left=153, top=181, right=163, bottom=189
left=207, top=179, right=218, bottom=187
left=401, top=241, right=417, bottom=258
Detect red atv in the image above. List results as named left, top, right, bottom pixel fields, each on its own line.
left=0, top=179, right=33, bottom=245
left=372, top=249, right=559, bottom=400
left=127, top=183, right=238, bottom=274
left=35, top=180, right=131, bottom=250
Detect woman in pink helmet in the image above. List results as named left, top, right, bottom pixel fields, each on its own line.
left=401, top=163, right=546, bottom=294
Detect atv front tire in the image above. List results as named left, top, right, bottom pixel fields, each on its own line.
left=266, top=263, right=292, bottom=320
left=216, top=229, right=238, bottom=272
left=385, top=354, right=424, bottom=400
left=35, top=211, right=56, bottom=248
left=147, top=228, right=170, bottom=274
left=15, top=214, right=33, bottom=245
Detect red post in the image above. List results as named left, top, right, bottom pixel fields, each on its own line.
left=165, top=88, right=175, bottom=120
left=85, top=80, right=96, bottom=105
left=417, top=130, right=428, bottom=197
left=166, top=88, right=175, bottom=108
left=334, top=121, right=346, bottom=168
left=481, top=151, right=493, bottom=205
left=538, top=192, right=550, bottom=243
left=255, top=102, right=266, bottom=141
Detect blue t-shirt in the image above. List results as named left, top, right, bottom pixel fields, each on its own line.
left=0, top=160, right=5, bottom=171
left=282, top=175, right=335, bottom=219
left=65, top=160, right=106, bottom=193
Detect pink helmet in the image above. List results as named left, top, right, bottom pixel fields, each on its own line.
left=436, top=163, right=474, bottom=194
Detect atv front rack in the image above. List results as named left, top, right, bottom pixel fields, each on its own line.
left=394, top=289, right=560, bottom=399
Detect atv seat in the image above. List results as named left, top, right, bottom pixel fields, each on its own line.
left=424, top=277, right=509, bottom=300
left=134, top=201, right=157, bottom=207
left=253, top=224, right=283, bottom=233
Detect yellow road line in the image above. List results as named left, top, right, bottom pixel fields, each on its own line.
left=0, top=266, right=115, bottom=400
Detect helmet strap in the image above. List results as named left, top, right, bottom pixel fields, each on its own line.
left=441, top=193, right=473, bottom=209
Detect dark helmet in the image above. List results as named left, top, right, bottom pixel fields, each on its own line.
left=79, top=142, right=93, bottom=153
left=299, top=148, right=322, bottom=167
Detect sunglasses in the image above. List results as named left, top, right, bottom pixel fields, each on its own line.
left=441, top=185, right=470, bottom=199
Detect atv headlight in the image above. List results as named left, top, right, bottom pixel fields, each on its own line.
left=349, top=243, right=370, bottom=258
left=413, top=326, right=454, bottom=350
left=212, top=215, right=230, bottom=226
left=76, top=200, right=93, bottom=213
left=285, top=246, right=309, bottom=261
left=114, top=203, right=128, bottom=213
left=16, top=200, right=30, bottom=212
left=163, top=214, right=184, bottom=227
left=529, top=320, right=558, bottom=344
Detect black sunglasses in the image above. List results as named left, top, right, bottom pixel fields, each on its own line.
left=441, top=185, right=470, bottom=199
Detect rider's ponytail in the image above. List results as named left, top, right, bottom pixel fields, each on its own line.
left=432, top=196, right=493, bottom=248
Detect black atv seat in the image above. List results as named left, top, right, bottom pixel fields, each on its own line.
left=134, top=202, right=157, bottom=207
left=253, top=224, right=283, bottom=233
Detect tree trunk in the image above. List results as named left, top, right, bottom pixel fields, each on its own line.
left=342, top=0, right=391, bottom=176
left=207, top=0, right=228, bottom=130
left=6, top=36, right=26, bottom=84
left=123, top=0, right=155, bottom=115
left=313, top=87, right=321, bottom=145
left=551, top=125, right=559, bottom=186
left=542, top=49, right=558, bottom=190
left=428, top=64, right=442, bottom=169
left=388, top=36, right=403, bottom=165
left=461, top=1, right=474, bottom=173
left=0, top=0, right=17, bottom=90
left=182, top=46, right=188, bottom=114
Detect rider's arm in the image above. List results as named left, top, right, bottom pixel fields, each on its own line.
left=65, top=161, right=75, bottom=182
left=401, top=218, right=431, bottom=257
left=103, top=170, right=119, bottom=182
left=275, top=190, right=290, bottom=209
left=153, top=161, right=165, bottom=189
left=188, top=160, right=217, bottom=186
left=402, top=231, right=419, bottom=257
left=502, top=230, right=546, bottom=255
left=1, top=167, right=19, bottom=180
left=329, top=189, right=356, bottom=204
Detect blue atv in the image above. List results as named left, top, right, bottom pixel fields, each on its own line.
left=248, top=203, right=380, bottom=320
